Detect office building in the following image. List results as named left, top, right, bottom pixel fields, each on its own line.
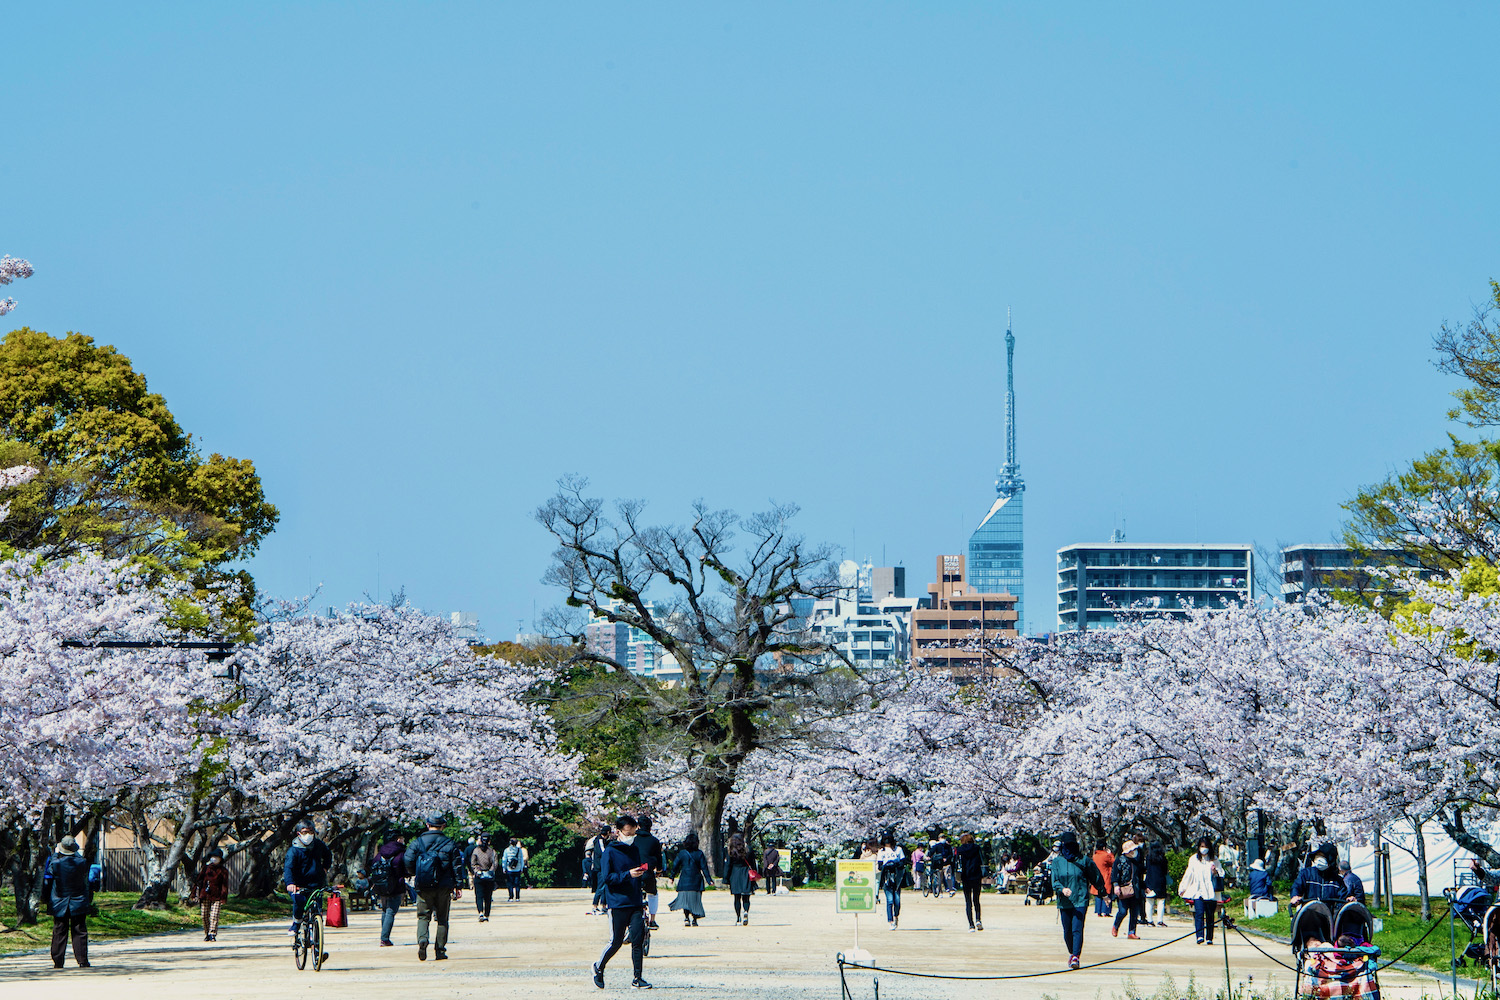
left=968, top=321, right=1026, bottom=631
left=1279, top=544, right=1432, bottom=603
left=912, top=554, right=1019, bottom=673
left=804, top=562, right=921, bottom=665
left=1056, top=541, right=1255, bottom=631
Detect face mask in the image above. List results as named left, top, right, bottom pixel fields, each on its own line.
left=1312, top=858, right=1328, bottom=871
left=208, top=857, right=221, bottom=866
left=298, top=833, right=315, bottom=847
left=1199, top=847, right=1209, bottom=856
left=619, top=834, right=636, bottom=846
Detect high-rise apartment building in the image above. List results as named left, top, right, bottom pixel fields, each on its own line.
left=1056, top=542, right=1255, bottom=631
left=912, top=554, right=1019, bottom=673
left=1279, top=544, right=1432, bottom=603
left=968, top=322, right=1025, bottom=631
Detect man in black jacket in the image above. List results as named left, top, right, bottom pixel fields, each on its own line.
left=635, top=815, right=665, bottom=930
left=404, top=813, right=465, bottom=961
left=593, top=814, right=650, bottom=990
left=48, top=836, right=94, bottom=969
left=283, top=819, right=332, bottom=937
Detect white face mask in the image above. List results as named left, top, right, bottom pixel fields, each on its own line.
left=618, top=834, right=636, bottom=846
left=1312, top=857, right=1328, bottom=871
left=208, top=857, right=221, bottom=866
left=1199, top=847, right=1209, bottom=856
left=298, top=832, right=315, bottom=847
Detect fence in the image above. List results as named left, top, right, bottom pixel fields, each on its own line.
left=102, top=847, right=250, bottom=896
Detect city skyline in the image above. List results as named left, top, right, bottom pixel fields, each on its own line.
left=5, top=4, right=1489, bottom=633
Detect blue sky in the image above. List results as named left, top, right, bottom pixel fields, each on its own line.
left=7, top=3, right=1499, bottom=635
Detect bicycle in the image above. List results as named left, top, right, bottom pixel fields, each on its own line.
left=292, top=886, right=336, bottom=971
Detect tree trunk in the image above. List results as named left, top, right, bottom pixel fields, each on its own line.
left=1441, top=807, right=1500, bottom=868
left=134, top=800, right=198, bottom=909
left=8, top=829, right=42, bottom=926
left=1410, top=814, right=1431, bottom=921
left=691, top=779, right=732, bottom=878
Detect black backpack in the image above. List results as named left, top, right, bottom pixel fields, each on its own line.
left=414, top=840, right=445, bottom=890
left=368, top=854, right=395, bottom=895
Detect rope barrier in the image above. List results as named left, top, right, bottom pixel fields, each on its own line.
left=1230, top=925, right=1301, bottom=972
left=1373, top=907, right=1451, bottom=972
left=837, top=928, right=1198, bottom=981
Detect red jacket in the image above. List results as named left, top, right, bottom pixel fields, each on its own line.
left=1090, top=849, right=1115, bottom=895
left=197, top=862, right=230, bottom=903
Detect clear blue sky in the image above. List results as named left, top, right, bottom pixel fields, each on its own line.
left=7, top=4, right=1498, bottom=635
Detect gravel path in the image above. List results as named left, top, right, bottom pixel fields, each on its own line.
left=0, top=888, right=1445, bottom=998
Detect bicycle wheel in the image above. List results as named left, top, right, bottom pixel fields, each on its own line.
left=293, top=920, right=308, bottom=970
left=309, top=913, right=324, bottom=971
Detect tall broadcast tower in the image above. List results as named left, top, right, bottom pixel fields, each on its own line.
left=968, top=314, right=1026, bottom=631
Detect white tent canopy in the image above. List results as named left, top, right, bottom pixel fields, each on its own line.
left=1340, top=821, right=1491, bottom=897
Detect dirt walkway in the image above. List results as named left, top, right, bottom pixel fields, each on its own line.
left=0, top=888, right=1442, bottom=998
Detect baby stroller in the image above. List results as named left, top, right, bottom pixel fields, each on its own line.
left=1289, top=886, right=1380, bottom=1000
left=1445, top=885, right=1500, bottom=993
left=1025, top=867, right=1053, bottom=906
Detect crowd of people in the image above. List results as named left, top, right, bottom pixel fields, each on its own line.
left=40, top=817, right=1500, bottom=984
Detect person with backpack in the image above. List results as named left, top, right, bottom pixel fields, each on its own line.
left=284, top=820, right=332, bottom=939
left=194, top=847, right=230, bottom=942
left=583, top=826, right=610, bottom=914
left=403, top=814, right=465, bottom=961
left=469, top=833, right=498, bottom=921
left=370, top=833, right=408, bottom=947
left=502, top=836, right=527, bottom=901
left=47, top=836, right=97, bottom=969
left=592, top=814, right=651, bottom=990
left=928, top=835, right=955, bottom=896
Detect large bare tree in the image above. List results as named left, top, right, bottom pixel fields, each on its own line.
left=536, top=477, right=858, bottom=870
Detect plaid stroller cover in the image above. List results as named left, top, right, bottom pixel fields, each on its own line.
left=1304, top=946, right=1381, bottom=1000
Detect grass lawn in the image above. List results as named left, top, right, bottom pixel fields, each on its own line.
left=1242, top=894, right=1464, bottom=976
left=0, top=891, right=289, bottom=953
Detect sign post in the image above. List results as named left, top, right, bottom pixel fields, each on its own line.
left=836, top=858, right=877, bottom=966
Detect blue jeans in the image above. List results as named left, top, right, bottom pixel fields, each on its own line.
left=289, top=889, right=317, bottom=931
left=884, top=886, right=901, bottom=921
left=1194, top=899, right=1218, bottom=943
left=1093, top=892, right=1112, bottom=916
left=379, top=894, right=401, bottom=944
left=1060, top=905, right=1086, bottom=958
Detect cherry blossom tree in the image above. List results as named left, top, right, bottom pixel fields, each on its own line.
left=0, top=255, right=33, bottom=316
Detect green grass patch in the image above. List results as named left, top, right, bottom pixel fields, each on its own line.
left=1243, top=894, right=1459, bottom=976
left=0, top=891, right=289, bottom=953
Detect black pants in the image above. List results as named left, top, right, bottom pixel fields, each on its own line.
left=1114, top=893, right=1143, bottom=934
left=764, top=874, right=778, bottom=894
left=598, top=907, right=644, bottom=981
left=506, top=871, right=524, bottom=899
left=733, top=893, right=751, bottom=919
left=1060, top=905, right=1086, bottom=958
left=51, top=913, right=88, bottom=967
left=963, top=882, right=983, bottom=927
left=474, top=877, right=494, bottom=916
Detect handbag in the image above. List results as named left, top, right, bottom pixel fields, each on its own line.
left=1117, top=883, right=1136, bottom=899
left=749, top=869, right=760, bottom=882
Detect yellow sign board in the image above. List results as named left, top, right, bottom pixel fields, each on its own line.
left=835, top=859, right=877, bottom=913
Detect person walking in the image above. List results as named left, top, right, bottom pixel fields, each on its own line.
left=761, top=842, right=782, bottom=895
left=404, top=813, right=465, bottom=961
left=725, top=833, right=754, bottom=925
left=875, top=835, right=906, bottom=929
left=593, top=814, right=651, bottom=990
left=912, top=844, right=926, bottom=891
left=283, top=820, right=332, bottom=939
left=502, top=836, right=527, bottom=901
left=668, top=832, right=710, bottom=926
left=1050, top=832, right=1105, bottom=970
left=1143, top=842, right=1170, bottom=926
left=1110, top=840, right=1145, bottom=939
left=929, top=835, right=955, bottom=895
left=195, top=847, right=230, bottom=942
left=1179, top=837, right=1226, bottom=945
left=370, top=832, right=408, bottom=947
left=469, top=833, right=498, bottom=921
left=1090, top=841, right=1115, bottom=917
left=956, top=832, right=985, bottom=931
left=584, top=825, right=611, bottom=914
left=47, top=836, right=94, bottom=969
left=635, top=817, right=666, bottom=930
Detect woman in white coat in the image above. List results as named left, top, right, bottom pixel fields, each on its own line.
left=1177, top=836, right=1226, bottom=945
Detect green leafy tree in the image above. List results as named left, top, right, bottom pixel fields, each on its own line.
left=0, top=328, right=278, bottom=632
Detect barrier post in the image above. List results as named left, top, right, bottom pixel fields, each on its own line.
left=1448, top=891, right=1458, bottom=1000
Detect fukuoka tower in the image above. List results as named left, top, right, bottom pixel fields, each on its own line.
left=967, top=319, right=1025, bottom=630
